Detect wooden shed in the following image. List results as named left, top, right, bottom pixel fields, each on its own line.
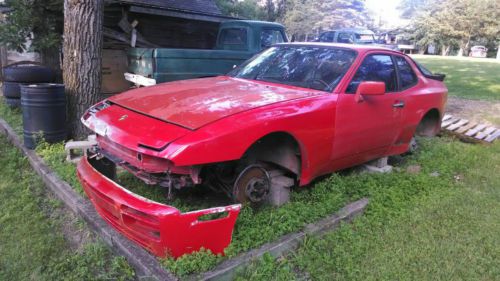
left=101, top=0, right=235, bottom=94
left=104, top=0, right=235, bottom=49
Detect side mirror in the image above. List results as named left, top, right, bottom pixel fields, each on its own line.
left=355, top=81, right=386, bottom=103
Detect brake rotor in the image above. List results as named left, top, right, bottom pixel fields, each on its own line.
left=233, top=165, right=271, bottom=203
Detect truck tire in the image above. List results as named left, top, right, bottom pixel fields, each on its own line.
left=2, top=82, right=22, bottom=98
left=5, top=97, right=21, bottom=108
left=3, top=65, right=55, bottom=83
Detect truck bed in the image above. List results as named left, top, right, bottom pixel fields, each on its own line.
left=128, top=48, right=253, bottom=83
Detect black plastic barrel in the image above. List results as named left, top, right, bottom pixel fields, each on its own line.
left=21, top=84, right=66, bottom=149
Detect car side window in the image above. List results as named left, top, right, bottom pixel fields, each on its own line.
left=320, top=32, right=336, bottom=42
left=395, top=56, right=418, bottom=89
left=346, top=54, right=397, bottom=93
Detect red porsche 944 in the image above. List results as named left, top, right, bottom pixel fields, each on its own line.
left=77, top=43, right=447, bottom=258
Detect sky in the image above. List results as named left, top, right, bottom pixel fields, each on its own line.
left=365, top=0, right=409, bottom=29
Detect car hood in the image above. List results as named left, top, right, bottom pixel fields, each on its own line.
left=109, top=76, right=320, bottom=129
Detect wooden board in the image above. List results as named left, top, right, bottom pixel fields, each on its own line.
left=440, top=114, right=498, bottom=143
left=456, top=122, right=477, bottom=134
left=447, top=119, right=468, bottom=131
left=484, top=130, right=500, bottom=143
left=475, top=127, right=497, bottom=140
left=465, top=124, right=487, bottom=137
left=441, top=117, right=460, bottom=129
left=442, top=114, right=452, bottom=121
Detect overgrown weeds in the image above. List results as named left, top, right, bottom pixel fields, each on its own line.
left=0, top=134, right=135, bottom=280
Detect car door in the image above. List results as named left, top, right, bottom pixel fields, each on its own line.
left=333, top=53, right=405, bottom=166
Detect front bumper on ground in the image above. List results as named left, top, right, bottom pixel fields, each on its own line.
left=76, top=156, right=241, bottom=258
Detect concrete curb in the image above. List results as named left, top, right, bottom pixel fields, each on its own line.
left=195, top=198, right=369, bottom=281
left=0, top=118, right=177, bottom=281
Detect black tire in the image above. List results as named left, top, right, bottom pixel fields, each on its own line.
left=2, top=82, right=23, bottom=98
left=3, top=65, right=55, bottom=83
left=5, top=97, right=21, bottom=108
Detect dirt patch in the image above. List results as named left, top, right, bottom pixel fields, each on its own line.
left=446, top=97, right=500, bottom=127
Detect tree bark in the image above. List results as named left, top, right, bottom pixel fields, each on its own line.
left=0, top=45, right=7, bottom=80
left=441, top=45, right=450, bottom=56
left=63, top=0, right=104, bottom=140
left=41, top=47, right=63, bottom=83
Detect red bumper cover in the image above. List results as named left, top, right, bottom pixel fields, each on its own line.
left=76, top=157, right=241, bottom=258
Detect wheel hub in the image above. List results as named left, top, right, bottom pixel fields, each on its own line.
left=233, top=165, right=271, bottom=203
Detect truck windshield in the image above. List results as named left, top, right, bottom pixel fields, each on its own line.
left=229, top=46, right=357, bottom=92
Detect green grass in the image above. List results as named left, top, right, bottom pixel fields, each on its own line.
left=411, top=55, right=500, bottom=101
left=0, top=98, right=22, bottom=135
left=236, top=137, right=500, bottom=280
left=2, top=95, right=498, bottom=279
left=0, top=135, right=135, bottom=281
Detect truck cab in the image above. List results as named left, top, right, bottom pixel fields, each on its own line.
left=317, top=28, right=376, bottom=44
left=126, top=20, right=287, bottom=86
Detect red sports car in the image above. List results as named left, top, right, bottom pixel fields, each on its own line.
left=77, top=43, right=447, bottom=258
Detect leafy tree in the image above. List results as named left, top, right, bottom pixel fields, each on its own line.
left=216, top=0, right=287, bottom=22
left=215, top=0, right=267, bottom=20
left=408, top=0, right=499, bottom=56
left=314, top=0, right=371, bottom=31
left=282, top=0, right=320, bottom=40
left=0, top=0, right=63, bottom=53
left=397, top=0, right=429, bottom=19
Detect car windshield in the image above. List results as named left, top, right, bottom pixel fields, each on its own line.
left=229, top=46, right=357, bottom=92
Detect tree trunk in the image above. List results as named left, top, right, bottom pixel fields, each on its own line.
left=457, top=38, right=470, bottom=57
left=0, top=45, right=7, bottom=81
left=418, top=45, right=426, bottom=55
left=41, top=47, right=63, bottom=83
left=441, top=45, right=450, bottom=56
left=63, top=0, right=104, bottom=140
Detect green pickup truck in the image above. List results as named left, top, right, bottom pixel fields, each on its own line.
left=125, top=20, right=287, bottom=86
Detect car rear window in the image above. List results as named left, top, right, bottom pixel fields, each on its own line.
left=395, top=56, right=418, bottom=89
left=413, top=60, right=446, bottom=81
left=229, top=46, right=357, bottom=92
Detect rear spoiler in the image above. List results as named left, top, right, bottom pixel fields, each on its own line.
left=411, top=58, right=446, bottom=82
left=424, top=73, right=446, bottom=82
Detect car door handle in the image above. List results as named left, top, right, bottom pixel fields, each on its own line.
left=393, top=101, right=405, bottom=108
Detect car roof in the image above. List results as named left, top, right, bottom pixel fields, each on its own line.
left=276, top=42, right=400, bottom=54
